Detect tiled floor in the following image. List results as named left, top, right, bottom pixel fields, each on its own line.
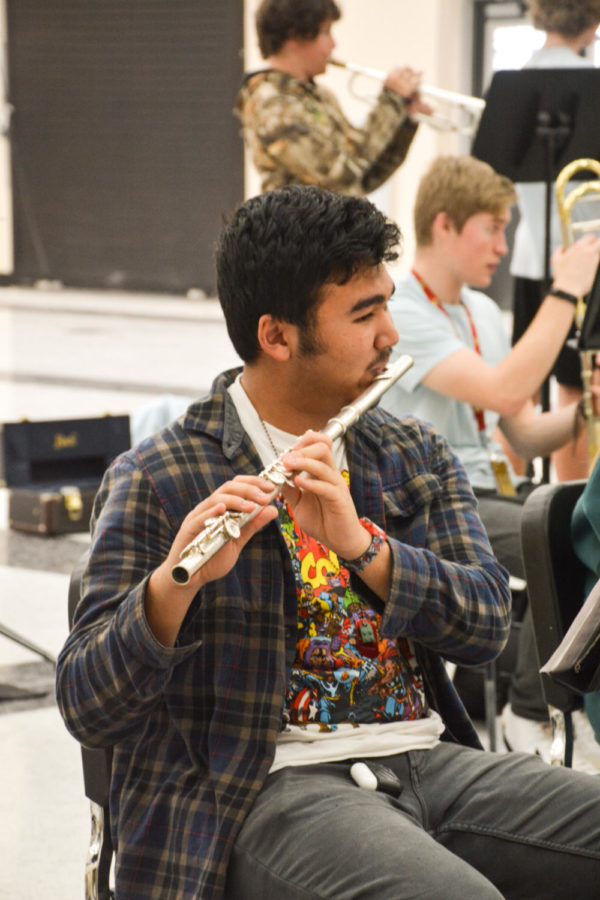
left=0, top=284, right=240, bottom=899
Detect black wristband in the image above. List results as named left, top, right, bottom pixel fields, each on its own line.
left=547, top=286, right=579, bottom=306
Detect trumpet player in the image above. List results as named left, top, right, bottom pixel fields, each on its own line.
left=236, top=0, right=431, bottom=195
left=382, top=155, right=600, bottom=771
left=57, top=184, right=600, bottom=900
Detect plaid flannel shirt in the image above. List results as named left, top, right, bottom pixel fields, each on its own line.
left=56, top=368, right=510, bottom=899
left=235, top=70, right=418, bottom=196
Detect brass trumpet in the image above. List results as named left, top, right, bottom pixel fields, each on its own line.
left=555, top=158, right=600, bottom=466
left=328, top=59, right=485, bottom=138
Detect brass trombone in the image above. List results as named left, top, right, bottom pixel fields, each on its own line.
left=556, top=158, right=600, bottom=466
left=328, top=59, right=485, bottom=138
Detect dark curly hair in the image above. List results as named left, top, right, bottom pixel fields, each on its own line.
left=216, top=185, right=401, bottom=363
left=256, top=0, right=341, bottom=57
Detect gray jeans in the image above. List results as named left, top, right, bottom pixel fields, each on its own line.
left=226, top=743, right=600, bottom=899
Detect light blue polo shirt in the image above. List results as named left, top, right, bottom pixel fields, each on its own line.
left=384, top=271, right=520, bottom=491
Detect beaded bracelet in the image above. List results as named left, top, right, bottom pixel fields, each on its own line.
left=338, top=517, right=387, bottom=573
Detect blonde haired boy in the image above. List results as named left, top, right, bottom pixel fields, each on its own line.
left=384, top=154, right=600, bottom=766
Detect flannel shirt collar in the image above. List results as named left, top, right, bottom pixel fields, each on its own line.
left=182, top=365, right=389, bottom=464
left=183, top=367, right=252, bottom=459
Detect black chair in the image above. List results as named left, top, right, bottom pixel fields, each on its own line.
left=452, top=574, right=527, bottom=752
left=68, top=553, right=114, bottom=900
left=520, top=480, right=587, bottom=766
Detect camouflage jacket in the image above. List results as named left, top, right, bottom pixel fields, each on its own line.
left=235, top=69, right=418, bottom=196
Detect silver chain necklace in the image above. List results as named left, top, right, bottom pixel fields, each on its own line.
left=259, top=416, right=282, bottom=457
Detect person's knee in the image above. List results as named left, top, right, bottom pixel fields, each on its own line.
left=227, top=835, right=505, bottom=900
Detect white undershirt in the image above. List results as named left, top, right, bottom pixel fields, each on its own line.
left=228, top=374, right=444, bottom=770
left=227, top=373, right=346, bottom=470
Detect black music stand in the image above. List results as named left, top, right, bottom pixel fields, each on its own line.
left=578, top=263, right=600, bottom=354
left=472, top=68, right=600, bottom=480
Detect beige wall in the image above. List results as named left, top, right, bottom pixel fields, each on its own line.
left=242, top=0, right=475, bottom=274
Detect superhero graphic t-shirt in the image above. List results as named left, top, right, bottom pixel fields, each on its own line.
left=226, top=374, right=435, bottom=758
left=278, top=470, right=427, bottom=734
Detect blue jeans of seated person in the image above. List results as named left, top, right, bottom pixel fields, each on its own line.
left=226, top=743, right=600, bottom=899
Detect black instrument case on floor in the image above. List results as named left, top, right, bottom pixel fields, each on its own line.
left=0, top=415, right=130, bottom=535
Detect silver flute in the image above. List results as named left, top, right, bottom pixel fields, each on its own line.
left=171, top=354, right=413, bottom=585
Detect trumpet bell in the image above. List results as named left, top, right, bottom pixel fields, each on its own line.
left=328, top=58, right=484, bottom=138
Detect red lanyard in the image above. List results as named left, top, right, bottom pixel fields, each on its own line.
left=411, top=269, right=486, bottom=433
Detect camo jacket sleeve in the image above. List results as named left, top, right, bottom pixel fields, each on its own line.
left=236, top=70, right=418, bottom=196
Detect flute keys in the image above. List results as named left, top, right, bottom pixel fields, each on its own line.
left=268, top=470, right=287, bottom=485
left=170, top=357, right=414, bottom=584
left=265, top=460, right=294, bottom=486
left=223, top=517, right=241, bottom=540
left=204, top=515, right=241, bottom=540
